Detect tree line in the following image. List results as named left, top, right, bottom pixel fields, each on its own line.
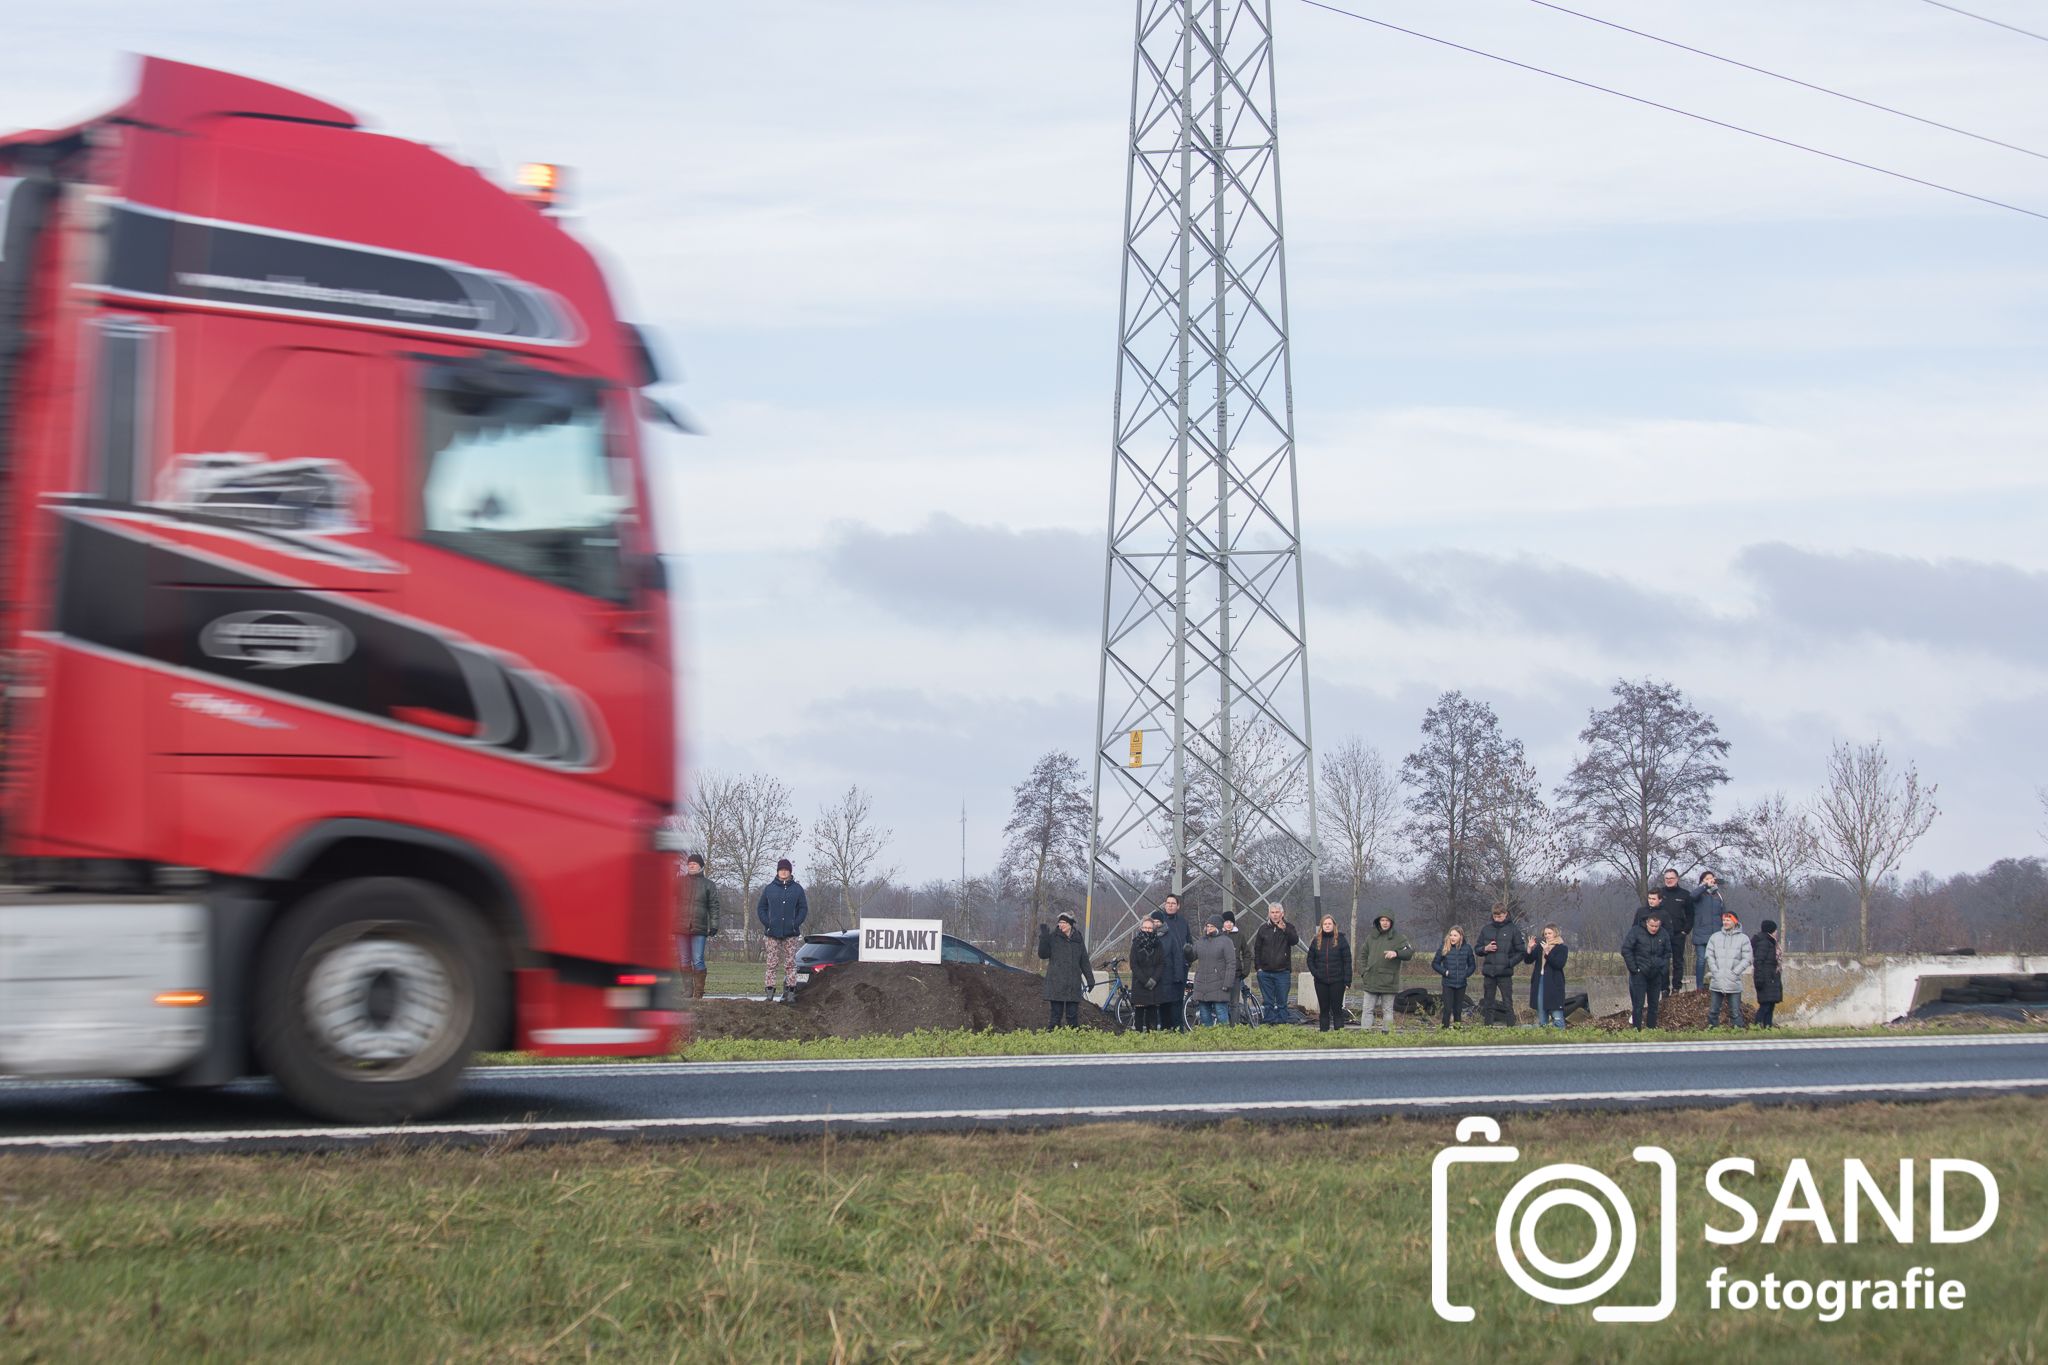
left=680, top=678, right=2041, bottom=958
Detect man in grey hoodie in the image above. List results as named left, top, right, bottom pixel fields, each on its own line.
left=1704, top=907, right=1753, bottom=1028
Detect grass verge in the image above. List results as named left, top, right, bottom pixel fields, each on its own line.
left=480, top=1017, right=2046, bottom=1066
left=0, top=1098, right=2039, bottom=1362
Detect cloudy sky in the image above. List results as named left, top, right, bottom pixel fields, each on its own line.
left=9, top=1, right=2047, bottom=881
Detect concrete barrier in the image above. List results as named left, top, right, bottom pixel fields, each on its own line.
left=1791, top=954, right=2045, bottom=1026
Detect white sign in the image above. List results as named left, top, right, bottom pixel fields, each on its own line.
left=858, top=918, right=944, bottom=964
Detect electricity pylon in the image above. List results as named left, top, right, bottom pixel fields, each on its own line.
left=1085, top=0, right=1323, bottom=947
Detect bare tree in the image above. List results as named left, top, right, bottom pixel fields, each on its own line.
left=1147, top=716, right=1310, bottom=917
left=1811, top=740, right=1940, bottom=953
left=1402, top=691, right=1511, bottom=925
left=728, top=773, right=801, bottom=954
left=1320, top=737, right=1401, bottom=945
left=807, top=784, right=895, bottom=930
left=1476, top=745, right=1570, bottom=915
left=1556, top=678, right=1736, bottom=903
left=679, top=770, right=741, bottom=875
left=998, top=751, right=1093, bottom=929
left=1735, top=791, right=1817, bottom=947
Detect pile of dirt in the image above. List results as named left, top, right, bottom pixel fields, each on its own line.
left=685, top=997, right=830, bottom=1042
left=685, top=962, right=1116, bottom=1042
left=1591, top=988, right=1725, bottom=1032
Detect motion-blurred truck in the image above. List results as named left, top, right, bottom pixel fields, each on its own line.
left=0, top=58, right=682, bottom=1120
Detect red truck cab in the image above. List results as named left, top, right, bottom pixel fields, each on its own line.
left=0, top=58, right=681, bottom=1120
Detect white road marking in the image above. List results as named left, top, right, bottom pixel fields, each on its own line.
left=0, top=1031, right=2041, bottom=1091
left=3, top=1075, right=2044, bottom=1148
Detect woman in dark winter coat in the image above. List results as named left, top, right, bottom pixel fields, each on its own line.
left=1128, top=915, right=1172, bottom=1032
left=1304, top=914, right=1353, bottom=1032
left=1431, top=927, right=1477, bottom=1027
left=1037, top=913, right=1096, bottom=1029
left=1752, top=919, right=1784, bottom=1028
left=1525, top=923, right=1570, bottom=1029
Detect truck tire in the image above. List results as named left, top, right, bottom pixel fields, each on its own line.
left=253, top=877, right=500, bottom=1123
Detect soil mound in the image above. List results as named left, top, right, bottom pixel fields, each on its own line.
left=1592, top=988, right=1721, bottom=1032
left=686, top=997, right=830, bottom=1042
left=792, top=961, right=1117, bottom=1038
left=682, top=962, right=1116, bottom=1043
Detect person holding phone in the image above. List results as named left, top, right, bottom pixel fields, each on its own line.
left=1525, top=923, right=1570, bottom=1029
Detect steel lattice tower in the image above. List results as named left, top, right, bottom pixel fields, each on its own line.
left=1086, top=0, right=1322, bottom=945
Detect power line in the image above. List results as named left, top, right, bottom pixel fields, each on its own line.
left=1918, top=0, right=2048, bottom=45
left=1295, top=0, right=2048, bottom=224
left=1526, top=0, right=2048, bottom=162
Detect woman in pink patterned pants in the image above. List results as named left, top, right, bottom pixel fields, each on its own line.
left=756, top=858, right=809, bottom=1002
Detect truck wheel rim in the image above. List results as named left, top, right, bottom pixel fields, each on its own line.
left=301, top=927, right=471, bottom=1080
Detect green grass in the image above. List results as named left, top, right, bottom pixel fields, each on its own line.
left=0, top=1098, right=2038, bottom=1361
left=479, top=1017, right=2044, bottom=1067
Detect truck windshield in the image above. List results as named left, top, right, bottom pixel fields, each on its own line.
left=420, top=362, right=632, bottom=602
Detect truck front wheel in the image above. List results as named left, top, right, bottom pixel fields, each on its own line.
left=254, top=877, right=500, bottom=1123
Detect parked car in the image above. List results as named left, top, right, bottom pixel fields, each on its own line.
left=790, top=931, right=1027, bottom=990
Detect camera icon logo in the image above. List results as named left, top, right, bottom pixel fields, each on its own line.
left=1431, top=1116, right=1677, bottom=1323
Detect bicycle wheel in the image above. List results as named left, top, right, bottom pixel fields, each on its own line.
left=1107, top=989, right=1133, bottom=1030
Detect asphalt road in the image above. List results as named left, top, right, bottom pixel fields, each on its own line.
left=1, top=1033, right=2043, bottom=1153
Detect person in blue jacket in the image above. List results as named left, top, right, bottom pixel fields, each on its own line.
left=1525, top=922, right=1570, bottom=1028
left=757, top=858, right=809, bottom=1002
left=1431, top=926, right=1477, bottom=1028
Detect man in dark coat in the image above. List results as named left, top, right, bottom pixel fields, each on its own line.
left=1037, top=913, right=1095, bottom=1029
left=1752, top=918, right=1784, bottom=1028
left=1690, top=871, right=1726, bottom=991
left=1631, top=889, right=1664, bottom=929
left=1128, top=913, right=1172, bottom=1032
left=1620, top=911, right=1673, bottom=1029
left=1475, top=902, right=1527, bottom=1026
left=1155, top=894, right=1194, bottom=1031
left=1221, top=911, right=1256, bottom=1023
left=756, top=858, right=808, bottom=1002
left=1657, top=868, right=1695, bottom=991
left=1251, top=902, right=1301, bottom=1024
left=676, top=853, right=720, bottom=999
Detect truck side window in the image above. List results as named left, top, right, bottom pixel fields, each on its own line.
left=88, top=316, right=164, bottom=504
left=418, top=360, right=632, bottom=602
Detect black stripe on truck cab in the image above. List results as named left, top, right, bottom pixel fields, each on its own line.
left=100, top=201, right=583, bottom=346
left=52, top=511, right=605, bottom=770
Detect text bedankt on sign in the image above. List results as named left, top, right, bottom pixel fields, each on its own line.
left=859, top=918, right=944, bottom=963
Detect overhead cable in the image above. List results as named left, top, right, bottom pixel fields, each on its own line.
left=1917, top=1, right=2048, bottom=46
left=1526, top=0, right=2048, bottom=162
left=1295, top=0, right=2048, bottom=224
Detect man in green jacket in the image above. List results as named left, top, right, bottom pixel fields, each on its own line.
left=1356, top=914, right=1413, bottom=1034
left=677, top=853, right=720, bottom=999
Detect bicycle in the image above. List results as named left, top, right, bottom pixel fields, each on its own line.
left=1096, top=957, right=1135, bottom=1030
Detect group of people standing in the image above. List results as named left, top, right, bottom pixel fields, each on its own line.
left=1424, top=901, right=1570, bottom=1028
left=1621, top=867, right=1784, bottom=1029
left=1094, top=898, right=1362, bottom=1033
left=1056, top=868, right=1787, bottom=1036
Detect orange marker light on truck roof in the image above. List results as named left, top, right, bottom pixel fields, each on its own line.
left=513, top=162, right=566, bottom=210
